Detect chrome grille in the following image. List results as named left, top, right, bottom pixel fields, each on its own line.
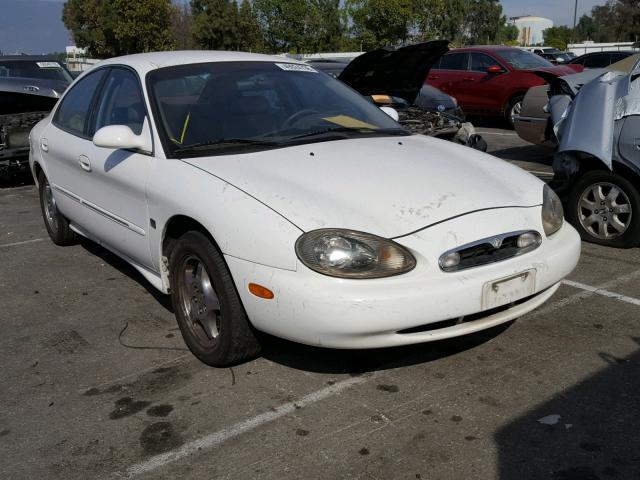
left=439, top=230, right=542, bottom=272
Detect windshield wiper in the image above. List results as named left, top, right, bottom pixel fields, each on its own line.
left=289, top=126, right=409, bottom=140
left=174, top=138, right=280, bottom=154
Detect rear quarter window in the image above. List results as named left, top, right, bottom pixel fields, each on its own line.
left=53, top=69, right=106, bottom=137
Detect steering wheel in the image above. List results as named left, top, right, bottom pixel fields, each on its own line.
left=281, top=109, right=319, bottom=129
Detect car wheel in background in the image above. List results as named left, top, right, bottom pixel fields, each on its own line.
left=505, top=95, right=524, bottom=129
left=170, top=231, right=261, bottom=366
left=566, top=170, right=640, bottom=248
left=38, top=171, right=76, bottom=245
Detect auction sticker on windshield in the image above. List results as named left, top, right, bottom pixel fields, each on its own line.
left=482, top=270, right=536, bottom=310
left=36, top=62, right=61, bottom=69
left=275, top=63, right=317, bottom=73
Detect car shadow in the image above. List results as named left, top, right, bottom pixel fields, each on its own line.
left=259, top=322, right=513, bottom=374
left=495, top=337, right=640, bottom=479
left=0, top=171, right=35, bottom=188
left=78, top=237, right=174, bottom=314
left=490, top=145, right=554, bottom=164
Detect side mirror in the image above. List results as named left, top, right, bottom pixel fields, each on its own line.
left=486, top=65, right=503, bottom=74
left=93, top=118, right=152, bottom=153
left=380, top=106, right=399, bottom=121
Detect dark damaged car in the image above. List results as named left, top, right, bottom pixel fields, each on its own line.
left=0, top=56, right=72, bottom=183
left=335, top=41, right=487, bottom=151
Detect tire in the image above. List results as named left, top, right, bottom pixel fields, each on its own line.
left=169, top=231, right=261, bottom=366
left=38, top=171, right=76, bottom=246
left=505, top=95, right=524, bottom=129
left=566, top=170, right=640, bottom=248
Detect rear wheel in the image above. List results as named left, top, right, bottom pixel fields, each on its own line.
left=169, top=231, right=261, bottom=366
left=505, top=95, right=524, bottom=129
left=38, top=171, right=76, bottom=245
left=566, top=170, right=640, bottom=248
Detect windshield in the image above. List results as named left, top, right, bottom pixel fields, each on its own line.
left=497, top=50, right=554, bottom=69
left=147, top=61, right=407, bottom=158
left=0, top=60, right=73, bottom=83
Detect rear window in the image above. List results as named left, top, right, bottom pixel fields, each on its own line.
left=0, top=60, right=72, bottom=83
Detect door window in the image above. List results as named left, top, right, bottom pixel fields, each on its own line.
left=436, top=53, right=469, bottom=71
left=94, top=68, right=146, bottom=135
left=583, top=54, right=610, bottom=68
left=53, top=69, right=106, bottom=137
left=470, top=53, right=499, bottom=72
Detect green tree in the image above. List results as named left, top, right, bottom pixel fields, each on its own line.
left=237, top=0, right=264, bottom=51
left=497, top=23, right=519, bottom=45
left=172, top=2, right=198, bottom=50
left=191, top=0, right=239, bottom=50
left=62, top=0, right=175, bottom=57
left=346, top=0, right=413, bottom=50
left=543, top=26, right=573, bottom=50
left=306, top=0, right=347, bottom=52
left=253, top=0, right=308, bottom=53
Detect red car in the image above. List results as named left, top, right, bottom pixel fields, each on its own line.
left=426, top=46, right=582, bottom=126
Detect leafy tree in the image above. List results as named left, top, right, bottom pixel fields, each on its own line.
left=191, top=0, right=239, bottom=50
left=574, top=0, right=640, bottom=43
left=63, top=0, right=175, bottom=57
left=306, top=0, right=347, bottom=52
left=253, top=0, right=308, bottom=53
left=346, top=0, right=413, bottom=50
left=543, top=26, right=573, bottom=50
left=464, top=0, right=503, bottom=45
left=497, top=23, right=519, bottom=45
left=172, top=2, right=198, bottom=50
left=237, top=0, right=264, bottom=52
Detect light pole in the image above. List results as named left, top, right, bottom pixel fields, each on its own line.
left=573, top=0, right=578, bottom=29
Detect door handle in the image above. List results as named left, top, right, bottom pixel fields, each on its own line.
left=41, top=138, right=48, bottom=152
left=78, top=155, right=92, bottom=172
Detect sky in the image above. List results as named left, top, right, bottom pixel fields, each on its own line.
left=1, top=0, right=610, bottom=55
left=502, top=0, right=607, bottom=27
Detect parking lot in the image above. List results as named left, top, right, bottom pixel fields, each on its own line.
left=1, top=127, right=639, bottom=480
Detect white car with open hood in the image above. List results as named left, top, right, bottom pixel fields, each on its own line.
left=29, top=51, right=581, bottom=366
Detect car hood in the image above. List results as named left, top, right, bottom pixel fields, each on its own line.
left=338, top=41, right=450, bottom=105
left=526, top=65, right=583, bottom=77
left=184, top=135, right=543, bottom=238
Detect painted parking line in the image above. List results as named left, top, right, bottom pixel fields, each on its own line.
left=123, top=375, right=369, bottom=478
left=476, top=131, right=518, bottom=136
left=562, top=279, right=640, bottom=307
left=0, top=238, right=44, bottom=249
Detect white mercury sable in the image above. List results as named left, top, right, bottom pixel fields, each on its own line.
left=29, top=51, right=581, bottom=366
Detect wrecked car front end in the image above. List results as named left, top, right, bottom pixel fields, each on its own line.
left=0, top=73, right=69, bottom=183
left=530, top=57, right=640, bottom=247
left=337, top=41, right=487, bottom=151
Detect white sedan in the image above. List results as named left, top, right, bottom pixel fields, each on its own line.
left=29, top=51, right=581, bottom=366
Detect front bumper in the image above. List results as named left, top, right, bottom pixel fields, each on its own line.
left=226, top=207, right=581, bottom=349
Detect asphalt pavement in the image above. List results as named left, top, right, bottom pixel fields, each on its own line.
left=1, top=127, right=639, bottom=480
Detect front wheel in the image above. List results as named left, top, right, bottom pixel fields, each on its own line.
left=169, top=231, right=261, bottom=366
left=38, top=171, right=76, bottom=245
left=566, top=170, right=640, bottom=248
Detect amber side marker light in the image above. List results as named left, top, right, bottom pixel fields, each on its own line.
left=249, top=283, right=274, bottom=299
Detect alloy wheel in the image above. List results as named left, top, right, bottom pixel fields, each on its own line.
left=578, top=182, right=632, bottom=240
left=178, top=254, right=222, bottom=347
left=43, top=182, right=59, bottom=234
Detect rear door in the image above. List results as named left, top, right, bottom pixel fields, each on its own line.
left=426, top=52, right=469, bottom=107
left=42, top=68, right=107, bottom=227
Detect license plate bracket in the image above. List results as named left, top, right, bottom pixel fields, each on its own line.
left=482, top=269, right=536, bottom=310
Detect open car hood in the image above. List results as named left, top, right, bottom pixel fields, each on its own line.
left=338, top=41, right=450, bottom=105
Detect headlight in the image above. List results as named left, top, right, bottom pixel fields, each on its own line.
left=542, top=184, right=564, bottom=236
left=295, top=229, right=416, bottom=279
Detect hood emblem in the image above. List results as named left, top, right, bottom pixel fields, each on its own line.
left=23, top=85, right=40, bottom=92
left=437, top=104, right=446, bottom=112
left=491, top=237, right=503, bottom=249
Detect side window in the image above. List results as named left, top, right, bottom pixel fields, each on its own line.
left=53, top=69, right=106, bottom=137
left=94, top=68, right=146, bottom=135
left=584, top=54, right=610, bottom=68
left=437, top=53, right=469, bottom=71
left=470, top=53, right=499, bottom=72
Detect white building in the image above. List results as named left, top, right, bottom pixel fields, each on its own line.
left=509, top=16, right=554, bottom=46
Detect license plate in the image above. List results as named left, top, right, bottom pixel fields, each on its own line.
left=482, top=270, right=536, bottom=310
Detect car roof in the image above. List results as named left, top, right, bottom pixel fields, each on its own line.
left=451, top=46, right=518, bottom=52
left=93, top=50, right=299, bottom=77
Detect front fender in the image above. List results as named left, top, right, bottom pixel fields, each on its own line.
left=147, top=159, right=303, bottom=273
